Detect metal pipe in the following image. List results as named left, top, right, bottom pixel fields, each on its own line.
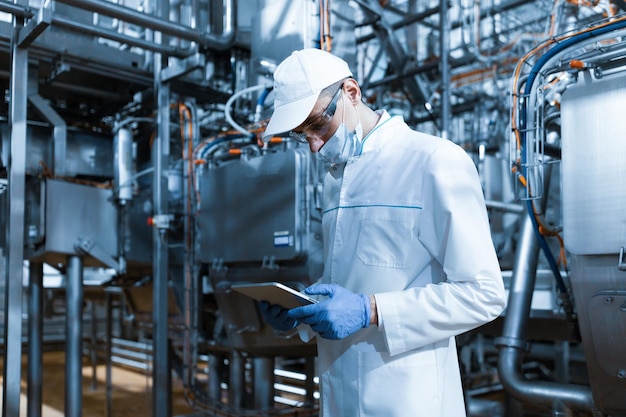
left=114, top=127, right=134, bottom=203
left=27, top=262, right=44, bottom=417
left=2, top=8, right=29, bottom=416
left=66, top=255, right=84, bottom=417
left=304, top=357, right=316, bottom=405
left=353, top=0, right=431, bottom=105
left=90, top=300, right=98, bottom=390
left=51, top=15, right=188, bottom=57
left=485, top=200, right=524, bottom=214
left=228, top=351, right=245, bottom=409
left=439, top=0, right=451, bottom=139
left=105, top=291, right=113, bottom=417
left=207, top=354, right=222, bottom=401
left=495, top=165, right=594, bottom=411
left=253, top=357, right=274, bottom=410
left=55, top=0, right=236, bottom=50
left=152, top=0, right=172, bottom=414
left=357, top=3, right=439, bottom=43
left=0, top=0, right=199, bottom=57
left=0, top=0, right=30, bottom=18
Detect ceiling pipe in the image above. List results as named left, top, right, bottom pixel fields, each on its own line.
left=54, top=0, right=236, bottom=51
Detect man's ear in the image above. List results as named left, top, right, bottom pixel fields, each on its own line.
left=342, top=78, right=362, bottom=105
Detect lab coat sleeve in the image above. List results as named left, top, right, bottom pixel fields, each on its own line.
left=375, top=143, right=506, bottom=357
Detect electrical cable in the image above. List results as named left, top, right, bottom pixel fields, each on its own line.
left=224, top=84, right=270, bottom=136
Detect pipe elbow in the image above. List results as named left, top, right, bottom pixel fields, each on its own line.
left=497, top=346, right=594, bottom=411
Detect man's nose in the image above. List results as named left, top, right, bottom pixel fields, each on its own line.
left=307, top=136, right=324, bottom=153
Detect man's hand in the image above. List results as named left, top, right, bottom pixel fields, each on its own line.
left=258, top=301, right=298, bottom=331
left=287, top=284, right=370, bottom=340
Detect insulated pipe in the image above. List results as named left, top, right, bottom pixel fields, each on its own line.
left=495, top=165, right=594, bottom=412
left=114, top=128, right=134, bottom=203
left=55, top=0, right=236, bottom=50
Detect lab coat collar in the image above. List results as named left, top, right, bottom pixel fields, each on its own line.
left=359, top=110, right=399, bottom=155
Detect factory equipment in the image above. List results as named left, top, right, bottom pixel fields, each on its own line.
left=0, top=1, right=625, bottom=417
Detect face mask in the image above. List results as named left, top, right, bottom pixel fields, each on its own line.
left=318, top=93, right=363, bottom=165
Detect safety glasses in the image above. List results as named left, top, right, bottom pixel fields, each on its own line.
left=289, top=85, right=343, bottom=143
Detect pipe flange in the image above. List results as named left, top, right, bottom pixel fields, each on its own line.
left=494, top=336, right=530, bottom=351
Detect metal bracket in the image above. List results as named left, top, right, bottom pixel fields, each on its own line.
left=28, top=94, right=68, bottom=176
left=46, top=60, right=71, bottom=83
left=261, top=255, right=279, bottom=272
left=74, top=236, right=124, bottom=274
left=160, top=53, right=206, bottom=83
left=618, top=247, right=626, bottom=271
left=211, top=258, right=227, bottom=273
left=18, top=7, right=51, bottom=48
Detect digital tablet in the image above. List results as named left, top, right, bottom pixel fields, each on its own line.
left=231, top=282, right=317, bottom=309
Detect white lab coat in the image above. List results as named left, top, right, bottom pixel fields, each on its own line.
left=308, top=111, right=506, bottom=417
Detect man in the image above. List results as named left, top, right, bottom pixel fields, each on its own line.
left=260, top=48, right=506, bottom=417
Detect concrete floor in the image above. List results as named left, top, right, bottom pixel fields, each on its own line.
left=0, top=350, right=195, bottom=417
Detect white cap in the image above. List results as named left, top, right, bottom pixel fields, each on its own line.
left=262, top=48, right=352, bottom=141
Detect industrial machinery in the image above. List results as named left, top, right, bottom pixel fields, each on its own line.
left=0, top=1, right=625, bottom=416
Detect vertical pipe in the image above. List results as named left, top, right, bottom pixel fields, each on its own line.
left=502, top=164, right=551, bottom=342
left=120, top=290, right=128, bottom=339
left=152, top=0, right=172, bottom=415
left=304, top=357, right=316, bottom=406
left=27, top=262, right=44, bottom=417
left=105, top=291, right=113, bottom=417
left=2, top=8, right=28, bottom=417
left=66, top=255, right=84, bottom=417
left=439, top=0, right=451, bottom=139
left=114, top=127, right=132, bottom=276
left=228, top=351, right=245, bottom=409
left=90, top=300, right=98, bottom=390
left=406, top=0, right=418, bottom=57
left=496, top=166, right=593, bottom=411
left=208, top=354, right=222, bottom=401
left=253, top=357, right=274, bottom=410
left=114, top=128, right=134, bottom=203
left=181, top=101, right=198, bottom=396
left=500, top=212, right=542, bottom=342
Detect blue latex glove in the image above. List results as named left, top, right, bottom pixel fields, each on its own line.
left=287, top=284, right=370, bottom=340
left=258, top=300, right=298, bottom=332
